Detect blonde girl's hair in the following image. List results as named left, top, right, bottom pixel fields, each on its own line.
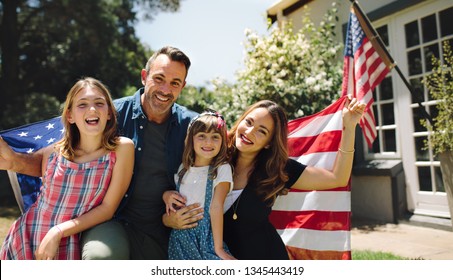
left=55, top=77, right=119, bottom=161
left=178, top=110, right=229, bottom=183
left=227, top=100, right=289, bottom=206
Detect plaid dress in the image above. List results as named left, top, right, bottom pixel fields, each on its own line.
left=0, top=151, right=116, bottom=260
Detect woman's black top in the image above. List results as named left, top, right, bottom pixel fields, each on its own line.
left=223, top=159, right=306, bottom=260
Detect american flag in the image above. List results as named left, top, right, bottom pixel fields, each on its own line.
left=341, top=5, right=393, bottom=148
left=0, top=117, right=64, bottom=213
left=270, top=96, right=351, bottom=259
left=270, top=5, right=393, bottom=260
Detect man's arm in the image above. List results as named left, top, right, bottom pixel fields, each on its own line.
left=162, top=203, right=204, bottom=229
left=0, top=136, right=43, bottom=177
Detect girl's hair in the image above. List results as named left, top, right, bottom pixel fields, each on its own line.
left=55, top=77, right=119, bottom=161
left=179, top=110, right=229, bottom=183
left=227, top=100, right=289, bottom=206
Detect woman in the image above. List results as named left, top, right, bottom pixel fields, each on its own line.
left=223, top=97, right=365, bottom=260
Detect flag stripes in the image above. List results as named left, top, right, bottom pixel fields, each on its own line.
left=271, top=210, right=351, bottom=231
left=341, top=7, right=391, bottom=148
left=270, top=96, right=351, bottom=260
left=279, top=228, right=351, bottom=252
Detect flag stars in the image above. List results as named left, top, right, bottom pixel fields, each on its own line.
left=27, top=148, right=34, bottom=154
left=18, top=132, right=28, bottom=137
left=34, top=135, right=42, bottom=140
left=47, top=138, right=56, bottom=144
left=46, top=123, right=55, bottom=130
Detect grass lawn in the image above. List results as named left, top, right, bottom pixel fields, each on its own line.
left=352, top=250, right=408, bottom=260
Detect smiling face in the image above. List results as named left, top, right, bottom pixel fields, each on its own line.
left=141, top=54, right=187, bottom=123
left=67, top=87, right=111, bottom=137
left=235, top=107, right=275, bottom=156
left=192, top=131, right=222, bottom=166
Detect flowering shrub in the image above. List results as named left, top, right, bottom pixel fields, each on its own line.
left=181, top=2, right=343, bottom=126
left=234, top=3, right=343, bottom=121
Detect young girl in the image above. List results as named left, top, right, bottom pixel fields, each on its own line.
left=0, top=77, right=134, bottom=260
left=163, top=111, right=235, bottom=260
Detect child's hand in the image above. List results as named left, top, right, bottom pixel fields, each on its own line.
left=216, top=248, right=237, bottom=260
left=163, top=190, right=187, bottom=215
left=34, top=226, right=62, bottom=260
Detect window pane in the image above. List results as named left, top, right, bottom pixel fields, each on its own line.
left=429, top=103, right=438, bottom=118
left=380, top=77, right=393, bottom=100
left=376, top=25, right=389, bottom=46
left=418, top=166, right=432, bottom=191
left=440, top=7, right=453, bottom=37
left=435, top=166, right=445, bottom=192
left=370, top=130, right=380, bottom=153
left=421, top=14, right=437, bottom=43
left=405, top=20, right=419, bottom=47
left=424, top=43, right=439, bottom=72
left=372, top=105, right=378, bottom=124
left=412, top=107, right=426, bottom=132
left=408, top=48, right=422, bottom=75
left=414, top=136, right=429, bottom=161
left=383, top=130, right=396, bottom=152
left=410, top=78, right=424, bottom=104
left=382, top=103, right=395, bottom=125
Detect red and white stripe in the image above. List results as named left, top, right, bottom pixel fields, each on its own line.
left=341, top=36, right=390, bottom=148
left=270, top=96, right=352, bottom=260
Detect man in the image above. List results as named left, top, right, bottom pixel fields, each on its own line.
left=0, top=46, right=203, bottom=259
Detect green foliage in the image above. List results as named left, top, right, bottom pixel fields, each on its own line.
left=0, top=0, right=179, bottom=129
left=180, top=3, right=343, bottom=127
left=179, top=79, right=238, bottom=126
left=422, top=41, right=453, bottom=154
left=352, top=250, right=408, bottom=260
left=219, top=3, right=342, bottom=124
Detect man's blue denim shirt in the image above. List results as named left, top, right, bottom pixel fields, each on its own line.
left=112, top=88, right=198, bottom=215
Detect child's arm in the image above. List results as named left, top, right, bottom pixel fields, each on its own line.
left=210, top=181, right=236, bottom=260
left=34, top=137, right=135, bottom=260
left=163, top=190, right=187, bottom=215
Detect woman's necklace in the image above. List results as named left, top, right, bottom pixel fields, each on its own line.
left=232, top=191, right=243, bottom=220
left=232, top=162, right=252, bottom=221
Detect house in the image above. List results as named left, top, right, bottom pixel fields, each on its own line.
left=267, top=0, right=453, bottom=229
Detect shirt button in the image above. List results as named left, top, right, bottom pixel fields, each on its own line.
left=140, top=125, right=143, bottom=129
left=138, top=147, right=142, bottom=151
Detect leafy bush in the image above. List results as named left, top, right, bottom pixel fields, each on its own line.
left=180, top=2, right=343, bottom=126
left=422, top=41, right=453, bottom=154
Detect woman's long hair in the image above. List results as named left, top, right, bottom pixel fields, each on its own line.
left=55, top=77, right=119, bottom=161
left=178, top=111, right=229, bottom=183
left=227, top=100, right=289, bottom=206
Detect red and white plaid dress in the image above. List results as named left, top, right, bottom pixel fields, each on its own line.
left=0, top=151, right=116, bottom=260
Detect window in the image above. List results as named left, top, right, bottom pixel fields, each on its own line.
left=405, top=6, right=453, bottom=193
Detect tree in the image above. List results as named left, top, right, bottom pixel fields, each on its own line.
left=0, top=0, right=182, bottom=129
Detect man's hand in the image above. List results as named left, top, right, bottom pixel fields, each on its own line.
left=0, top=136, right=43, bottom=176
left=162, top=203, right=203, bottom=229
left=0, top=136, right=16, bottom=171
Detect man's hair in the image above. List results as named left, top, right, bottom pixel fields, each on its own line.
left=145, top=46, right=191, bottom=78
